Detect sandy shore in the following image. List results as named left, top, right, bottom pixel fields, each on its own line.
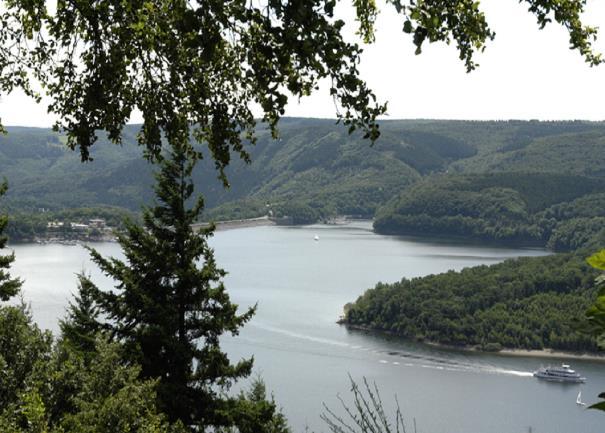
left=342, top=323, right=605, bottom=362
left=497, top=348, right=605, bottom=362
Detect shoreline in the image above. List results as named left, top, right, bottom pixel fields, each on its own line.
left=195, top=215, right=367, bottom=232
left=193, top=215, right=276, bottom=232
left=12, top=215, right=369, bottom=243
left=9, top=234, right=117, bottom=245
left=375, top=229, right=550, bottom=250
left=342, top=323, right=605, bottom=362
left=496, top=348, right=605, bottom=362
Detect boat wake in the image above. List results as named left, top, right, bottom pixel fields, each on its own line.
left=248, top=323, right=534, bottom=378
left=375, top=348, right=533, bottom=377
left=483, top=367, right=534, bottom=377
left=251, top=323, right=350, bottom=348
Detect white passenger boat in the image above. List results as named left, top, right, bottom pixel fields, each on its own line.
left=533, top=364, right=586, bottom=383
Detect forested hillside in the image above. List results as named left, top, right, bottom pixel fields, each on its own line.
left=3, top=119, right=605, bottom=245
left=326, top=121, right=605, bottom=354
left=374, top=173, right=605, bottom=250
left=2, top=119, right=474, bottom=215
left=369, top=121, right=605, bottom=249
left=345, top=253, right=599, bottom=352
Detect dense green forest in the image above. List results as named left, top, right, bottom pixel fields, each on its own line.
left=3, top=119, right=605, bottom=244
left=344, top=253, right=599, bottom=352
left=1, top=120, right=430, bottom=215
left=370, top=121, right=605, bottom=248
left=374, top=173, right=605, bottom=250
left=344, top=133, right=605, bottom=352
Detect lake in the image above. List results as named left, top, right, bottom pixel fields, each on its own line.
left=10, top=221, right=605, bottom=433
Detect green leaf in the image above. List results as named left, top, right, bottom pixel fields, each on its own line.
left=587, top=250, right=605, bottom=270
left=588, top=401, right=605, bottom=412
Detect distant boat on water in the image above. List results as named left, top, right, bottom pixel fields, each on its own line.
left=577, top=391, right=586, bottom=406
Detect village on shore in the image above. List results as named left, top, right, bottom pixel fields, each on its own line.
left=37, top=218, right=116, bottom=245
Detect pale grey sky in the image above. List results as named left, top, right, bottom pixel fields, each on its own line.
left=1, top=0, right=604, bottom=126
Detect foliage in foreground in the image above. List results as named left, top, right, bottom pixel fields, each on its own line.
left=585, top=250, right=605, bottom=413
left=0, top=146, right=290, bottom=432
left=0, top=180, right=21, bottom=299
left=0, top=0, right=600, bottom=427
left=83, top=140, right=264, bottom=429
left=0, top=294, right=289, bottom=433
left=2, top=0, right=601, bottom=165
left=322, top=376, right=413, bottom=433
left=0, top=303, right=185, bottom=433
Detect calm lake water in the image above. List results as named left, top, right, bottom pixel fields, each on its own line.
left=10, top=221, right=605, bottom=433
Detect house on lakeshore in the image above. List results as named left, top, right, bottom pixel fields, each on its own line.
left=70, top=223, right=89, bottom=232
left=89, top=218, right=107, bottom=228
left=47, top=221, right=64, bottom=229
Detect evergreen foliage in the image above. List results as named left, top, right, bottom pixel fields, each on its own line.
left=0, top=334, right=187, bottom=433
left=59, top=273, right=102, bottom=357
left=87, top=140, right=255, bottom=428
left=54, top=339, right=185, bottom=433
left=0, top=0, right=603, bottom=426
left=0, top=181, right=21, bottom=299
left=219, top=378, right=291, bottom=433
left=0, top=274, right=288, bottom=432
left=0, top=255, right=187, bottom=432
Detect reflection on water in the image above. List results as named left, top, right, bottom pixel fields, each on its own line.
left=10, top=222, right=604, bottom=433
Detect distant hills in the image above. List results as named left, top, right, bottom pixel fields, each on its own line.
left=370, top=121, right=605, bottom=249
left=373, top=172, right=605, bottom=250
left=0, top=118, right=479, bottom=214
left=2, top=118, right=605, bottom=248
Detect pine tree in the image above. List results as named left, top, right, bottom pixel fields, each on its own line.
left=59, top=273, right=101, bottom=357
left=87, top=140, right=255, bottom=429
left=0, top=181, right=21, bottom=301
left=226, top=378, right=291, bottom=433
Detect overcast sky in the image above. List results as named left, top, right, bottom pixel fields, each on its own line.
left=1, top=0, right=604, bottom=126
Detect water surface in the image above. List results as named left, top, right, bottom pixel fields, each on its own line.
left=10, top=222, right=604, bottom=433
